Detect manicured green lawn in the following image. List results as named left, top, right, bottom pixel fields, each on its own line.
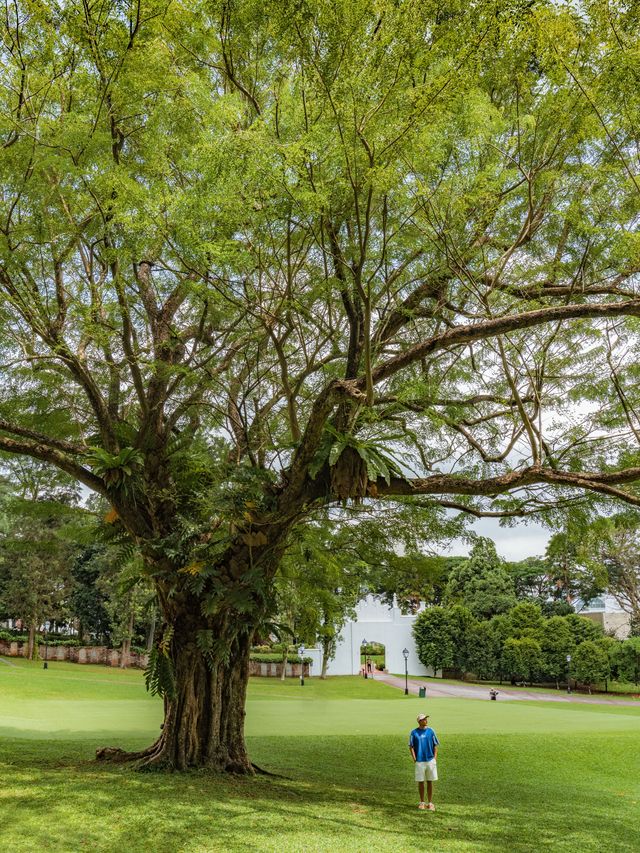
left=1, top=657, right=639, bottom=852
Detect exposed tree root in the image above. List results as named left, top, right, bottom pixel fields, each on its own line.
left=95, top=742, right=256, bottom=774
left=95, top=745, right=155, bottom=764
left=251, top=762, right=290, bottom=779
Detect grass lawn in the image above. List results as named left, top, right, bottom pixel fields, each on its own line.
left=1, top=658, right=639, bottom=852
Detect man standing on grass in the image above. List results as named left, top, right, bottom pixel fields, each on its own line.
left=409, top=713, right=439, bottom=811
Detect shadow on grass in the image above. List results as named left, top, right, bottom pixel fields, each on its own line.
left=0, top=734, right=638, bottom=852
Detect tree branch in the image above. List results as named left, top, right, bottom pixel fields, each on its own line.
left=374, top=466, right=640, bottom=508
left=0, top=435, right=106, bottom=495
left=367, top=299, right=640, bottom=387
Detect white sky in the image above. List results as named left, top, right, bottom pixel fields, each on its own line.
left=444, top=516, right=551, bottom=562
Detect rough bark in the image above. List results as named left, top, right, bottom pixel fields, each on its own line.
left=320, top=654, right=328, bottom=680
left=27, top=622, right=37, bottom=660
left=120, top=611, right=134, bottom=669
left=320, top=635, right=334, bottom=679
left=146, top=609, right=156, bottom=653
left=98, top=603, right=254, bottom=773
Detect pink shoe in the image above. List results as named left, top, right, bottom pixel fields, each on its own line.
left=418, top=802, right=426, bottom=810
left=426, top=802, right=436, bottom=811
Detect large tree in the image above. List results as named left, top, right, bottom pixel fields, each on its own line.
left=2, top=1, right=640, bottom=772
left=583, top=516, right=640, bottom=633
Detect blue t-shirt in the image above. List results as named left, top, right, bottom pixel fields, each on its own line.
left=409, top=726, right=439, bottom=762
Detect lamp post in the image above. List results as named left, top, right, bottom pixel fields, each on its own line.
left=566, top=654, right=572, bottom=694
left=403, top=647, right=409, bottom=695
left=43, top=623, right=49, bottom=670
left=298, top=645, right=305, bottom=686
left=361, top=639, right=367, bottom=678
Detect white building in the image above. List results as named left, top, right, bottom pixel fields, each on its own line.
left=306, top=595, right=436, bottom=677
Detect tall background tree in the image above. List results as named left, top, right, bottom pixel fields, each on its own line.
left=1, top=0, right=640, bottom=772
left=583, top=516, right=640, bottom=634
left=0, top=495, right=77, bottom=657
left=444, top=538, right=517, bottom=619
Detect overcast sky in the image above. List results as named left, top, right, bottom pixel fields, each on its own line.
left=444, top=516, right=551, bottom=562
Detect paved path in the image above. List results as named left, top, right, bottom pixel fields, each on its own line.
left=373, top=671, right=640, bottom=708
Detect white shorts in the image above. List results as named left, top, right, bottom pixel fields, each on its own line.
left=415, top=759, right=438, bottom=782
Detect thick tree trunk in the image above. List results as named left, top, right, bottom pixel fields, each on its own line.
left=98, top=610, right=254, bottom=773
left=27, top=622, right=37, bottom=660
left=146, top=608, right=156, bottom=653
left=320, top=636, right=334, bottom=679
left=95, top=513, right=292, bottom=774
left=120, top=610, right=134, bottom=669
left=150, top=628, right=252, bottom=771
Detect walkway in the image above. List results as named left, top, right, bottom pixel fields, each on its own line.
left=374, top=671, right=640, bottom=708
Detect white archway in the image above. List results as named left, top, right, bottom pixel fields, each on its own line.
left=315, top=595, right=436, bottom=677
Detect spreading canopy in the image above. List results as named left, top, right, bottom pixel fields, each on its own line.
left=1, top=1, right=640, bottom=518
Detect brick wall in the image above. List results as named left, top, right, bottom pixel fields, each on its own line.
left=0, top=640, right=312, bottom=675
left=0, top=639, right=148, bottom=669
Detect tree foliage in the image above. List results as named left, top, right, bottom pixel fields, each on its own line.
left=571, top=640, right=610, bottom=692
left=445, top=538, right=517, bottom=618
left=0, top=484, right=80, bottom=657
left=412, top=606, right=455, bottom=674
left=612, top=636, right=640, bottom=684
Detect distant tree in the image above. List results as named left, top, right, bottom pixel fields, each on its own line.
left=583, top=518, right=640, bottom=635
left=488, top=614, right=513, bottom=682
left=540, top=600, right=574, bottom=618
left=540, top=616, right=575, bottom=687
left=277, top=522, right=361, bottom=679
left=467, top=620, right=500, bottom=680
left=563, top=613, right=603, bottom=646
left=503, top=637, right=543, bottom=683
left=448, top=605, right=476, bottom=675
left=369, top=553, right=454, bottom=614
left=572, top=641, right=610, bottom=693
left=413, top=607, right=455, bottom=675
left=0, top=499, right=77, bottom=657
left=507, top=556, right=553, bottom=602
left=545, top=530, right=605, bottom=605
left=272, top=566, right=304, bottom=681
left=98, top=555, right=154, bottom=667
left=507, top=602, right=545, bottom=641
left=69, top=545, right=113, bottom=644
left=612, top=637, right=640, bottom=685
left=596, top=637, right=618, bottom=682
left=445, top=539, right=517, bottom=619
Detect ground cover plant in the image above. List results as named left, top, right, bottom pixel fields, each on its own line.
left=1, top=659, right=639, bottom=852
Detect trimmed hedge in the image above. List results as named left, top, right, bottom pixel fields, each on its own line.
left=250, top=653, right=313, bottom=664
left=0, top=631, right=82, bottom=647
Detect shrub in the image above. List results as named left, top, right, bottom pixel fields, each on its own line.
left=572, top=640, right=610, bottom=692
left=250, top=653, right=312, bottom=664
